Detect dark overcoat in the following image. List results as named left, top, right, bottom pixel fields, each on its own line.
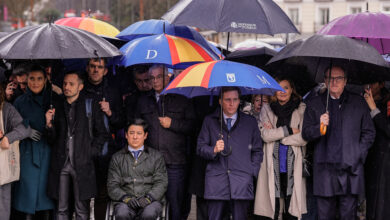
left=135, top=91, right=195, bottom=165
left=12, top=88, right=54, bottom=214
left=46, top=94, right=109, bottom=200
left=302, top=91, right=375, bottom=196
left=197, top=110, right=263, bottom=200
left=365, top=95, right=390, bottom=220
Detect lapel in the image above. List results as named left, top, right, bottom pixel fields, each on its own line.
left=135, top=146, right=149, bottom=164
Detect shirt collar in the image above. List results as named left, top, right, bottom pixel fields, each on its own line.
left=128, top=145, right=144, bottom=152
left=223, top=112, right=238, bottom=121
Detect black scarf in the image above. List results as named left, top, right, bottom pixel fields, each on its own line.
left=270, top=98, right=301, bottom=127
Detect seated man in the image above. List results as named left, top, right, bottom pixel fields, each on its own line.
left=107, top=118, right=168, bottom=220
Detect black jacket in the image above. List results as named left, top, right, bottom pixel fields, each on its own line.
left=124, top=89, right=150, bottom=123
left=365, top=93, right=390, bottom=220
left=83, top=78, right=124, bottom=131
left=135, top=91, right=195, bottom=164
left=46, top=94, right=109, bottom=200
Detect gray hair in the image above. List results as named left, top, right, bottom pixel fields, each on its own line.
left=148, top=64, right=167, bottom=75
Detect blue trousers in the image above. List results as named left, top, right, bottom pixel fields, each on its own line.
left=166, top=164, right=187, bottom=220
left=207, top=199, right=250, bottom=220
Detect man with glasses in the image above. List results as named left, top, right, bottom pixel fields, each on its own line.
left=124, top=65, right=152, bottom=123
left=302, top=66, right=375, bottom=220
left=135, top=65, right=195, bottom=220
left=197, top=86, right=263, bottom=220
left=83, top=58, right=124, bottom=220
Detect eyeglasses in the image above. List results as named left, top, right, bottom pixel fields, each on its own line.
left=88, top=64, right=105, bottom=70
left=324, top=76, right=345, bottom=83
left=150, top=75, right=164, bottom=81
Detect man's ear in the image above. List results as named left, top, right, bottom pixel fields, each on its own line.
left=103, top=68, right=108, bottom=76
left=144, top=132, right=148, bottom=140
left=79, top=83, right=84, bottom=92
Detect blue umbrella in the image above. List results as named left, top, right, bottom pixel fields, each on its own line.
left=118, top=34, right=218, bottom=69
left=162, top=0, right=299, bottom=35
left=162, top=60, right=284, bottom=97
left=117, top=19, right=222, bottom=57
left=162, top=60, right=283, bottom=155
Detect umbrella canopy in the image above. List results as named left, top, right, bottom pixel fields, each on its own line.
left=233, top=39, right=274, bottom=50
left=117, top=19, right=221, bottom=57
left=119, top=33, right=217, bottom=68
left=317, top=12, right=390, bottom=54
left=0, top=23, right=121, bottom=59
left=267, top=35, right=390, bottom=84
left=162, top=60, right=284, bottom=97
left=226, top=46, right=276, bottom=68
left=162, top=0, right=299, bottom=35
left=55, top=17, right=120, bottom=38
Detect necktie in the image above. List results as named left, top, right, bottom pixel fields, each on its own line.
left=226, top=118, right=232, bottom=131
left=132, top=150, right=142, bottom=160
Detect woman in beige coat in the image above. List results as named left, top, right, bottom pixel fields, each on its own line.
left=254, top=78, right=307, bottom=219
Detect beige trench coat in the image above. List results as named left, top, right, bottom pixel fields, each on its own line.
left=254, top=102, right=307, bottom=219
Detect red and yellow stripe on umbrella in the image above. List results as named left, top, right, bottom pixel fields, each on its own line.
left=165, top=34, right=215, bottom=65
left=55, top=17, right=120, bottom=37
left=166, top=61, right=218, bottom=89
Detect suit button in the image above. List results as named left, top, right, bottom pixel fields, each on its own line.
left=227, top=169, right=230, bottom=174
left=133, top=167, right=135, bottom=170
left=134, top=178, right=136, bottom=182
left=228, top=135, right=231, bottom=138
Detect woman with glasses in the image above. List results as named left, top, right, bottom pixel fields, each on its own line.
left=254, top=77, right=307, bottom=220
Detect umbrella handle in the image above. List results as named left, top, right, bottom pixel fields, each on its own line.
left=320, top=123, right=327, bottom=135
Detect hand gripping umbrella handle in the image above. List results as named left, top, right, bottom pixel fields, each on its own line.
left=320, top=123, right=327, bottom=135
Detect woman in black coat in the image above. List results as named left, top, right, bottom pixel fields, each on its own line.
left=364, top=82, right=390, bottom=220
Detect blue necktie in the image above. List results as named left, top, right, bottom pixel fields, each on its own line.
left=132, top=150, right=142, bottom=160
left=226, top=118, right=232, bottom=131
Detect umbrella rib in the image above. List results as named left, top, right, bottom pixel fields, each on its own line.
left=256, top=0, right=274, bottom=35
left=216, top=0, right=227, bottom=32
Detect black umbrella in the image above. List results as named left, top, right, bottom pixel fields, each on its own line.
left=162, top=0, right=299, bottom=52
left=267, top=34, right=390, bottom=134
left=162, top=0, right=299, bottom=35
left=226, top=47, right=277, bottom=69
left=0, top=23, right=121, bottom=59
left=267, top=35, right=390, bottom=85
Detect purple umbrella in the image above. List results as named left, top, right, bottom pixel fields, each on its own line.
left=318, top=12, right=390, bottom=54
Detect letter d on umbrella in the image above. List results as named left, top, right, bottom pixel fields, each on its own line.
left=146, top=50, right=158, bottom=59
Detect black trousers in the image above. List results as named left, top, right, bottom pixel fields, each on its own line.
left=114, top=201, right=162, bottom=220
left=317, top=194, right=358, bottom=220
left=57, top=162, right=90, bottom=220
left=207, top=200, right=250, bottom=220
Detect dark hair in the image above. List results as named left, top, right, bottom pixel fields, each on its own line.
left=324, top=66, right=347, bottom=79
left=132, top=65, right=149, bottom=75
left=271, top=77, right=301, bottom=103
left=88, top=58, right=107, bottom=67
left=64, top=70, right=84, bottom=84
left=126, top=118, right=149, bottom=133
left=28, top=64, right=47, bottom=78
left=220, top=87, right=241, bottom=99
left=12, top=63, right=31, bottom=76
